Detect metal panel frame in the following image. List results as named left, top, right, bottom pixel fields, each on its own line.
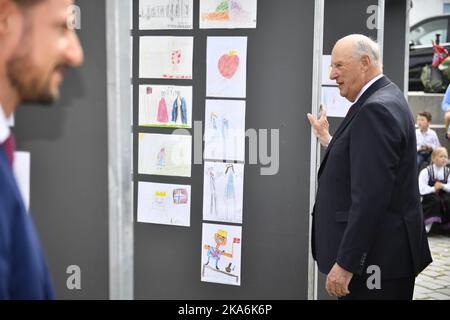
left=308, top=0, right=324, bottom=301
left=378, top=0, right=385, bottom=64
left=405, top=0, right=412, bottom=96
left=106, top=0, right=133, bottom=300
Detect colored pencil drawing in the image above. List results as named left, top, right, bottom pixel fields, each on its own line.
left=200, top=0, right=257, bottom=29
left=204, top=99, right=246, bottom=161
left=140, top=36, right=193, bottom=79
left=137, top=182, right=191, bottom=227
left=322, top=86, right=352, bottom=118
left=201, top=223, right=242, bottom=286
left=139, top=85, right=192, bottom=128
left=139, top=0, right=193, bottom=30
left=207, top=36, right=247, bottom=98
left=138, top=133, right=192, bottom=177
left=203, top=161, right=244, bottom=224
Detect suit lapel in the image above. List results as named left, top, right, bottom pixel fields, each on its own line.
left=318, top=76, right=391, bottom=178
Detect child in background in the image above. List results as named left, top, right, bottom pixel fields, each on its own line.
left=416, top=111, right=441, bottom=171
left=419, top=147, right=450, bottom=233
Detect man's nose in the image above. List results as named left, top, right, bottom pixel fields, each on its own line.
left=65, top=30, right=84, bottom=67
left=329, top=66, right=337, bottom=80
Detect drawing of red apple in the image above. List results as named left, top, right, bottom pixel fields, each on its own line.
left=218, top=50, right=239, bottom=79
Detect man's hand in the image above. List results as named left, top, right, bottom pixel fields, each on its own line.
left=307, top=110, right=332, bottom=146
left=326, top=263, right=353, bottom=298
left=435, top=181, right=444, bottom=191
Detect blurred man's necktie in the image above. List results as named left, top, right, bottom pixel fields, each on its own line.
left=2, top=132, right=15, bottom=168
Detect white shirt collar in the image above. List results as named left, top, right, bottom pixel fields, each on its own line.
left=418, top=128, right=430, bottom=134
left=354, top=74, right=384, bottom=104
left=0, top=105, right=11, bottom=144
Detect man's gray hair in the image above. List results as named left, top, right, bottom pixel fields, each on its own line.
left=348, top=34, right=382, bottom=69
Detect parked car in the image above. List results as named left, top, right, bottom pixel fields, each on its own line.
left=409, top=14, right=450, bottom=91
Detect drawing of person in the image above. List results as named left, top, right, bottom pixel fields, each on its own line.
left=224, top=164, right=236, bottom=220
left=208, top=168, right=218, bottom=215
left=157, top=91, right=169, bottom=123
left=221, top=117, right=229, bottom=158
left=208, top=112, right=220, bottom=157
left=171, top=90, right=187, bottom=125
left=156, top=147, right=166, bottom=170
left=203, top=229, right=234, bottom=270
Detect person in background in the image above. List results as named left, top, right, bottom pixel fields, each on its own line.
left=441, top=84, right=450, bottom=140
left=0, top=0, right=83, bottom=299
left=419, top=147, right=450, bottom=234
left=416, top=111, right=441, bottom=171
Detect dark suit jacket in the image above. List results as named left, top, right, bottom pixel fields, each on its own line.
left=312, top=76, right=432, bottom=279
left=0, top=147, right=54, bottom=299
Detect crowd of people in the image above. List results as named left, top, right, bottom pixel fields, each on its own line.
left=417, top=95, right=450, bottom=233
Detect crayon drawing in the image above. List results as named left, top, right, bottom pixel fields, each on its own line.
left=206, top=36, right=247, bottom=98
left=137, top=182, right=191, bottom=227
left=201, top=223, right=242, bottom=286
left=203, top=161, right=244, bottom=224
left=200, top=0, right=257, bottom=29
left=204, top=99, right=246, bottom=161
left=138, top=133, right=192, bottom=177
left=139, top=0, right=193, bottom=30
left=140, top=36, right=193, bottom=79
left=139, top=85, right=192, bottom=128
left=322, top=86, right=352, bottom=118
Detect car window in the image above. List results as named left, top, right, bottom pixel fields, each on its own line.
left=410, top=18, right=448, bottom=45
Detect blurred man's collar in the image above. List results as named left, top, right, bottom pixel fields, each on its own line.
left=354, top=74, right=384, bottom=103
left=0, top=104, right=11, bottom=145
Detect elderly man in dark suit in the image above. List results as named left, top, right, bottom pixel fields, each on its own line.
left=307, top=34, right=432, bottom=300
left=0, top=0, right=83, bottom=299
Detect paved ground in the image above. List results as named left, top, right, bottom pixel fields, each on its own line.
left=414, top=234, right=450, bottom=300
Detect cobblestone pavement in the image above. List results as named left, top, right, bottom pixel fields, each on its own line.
left=414, top=234, right=450, bottom=300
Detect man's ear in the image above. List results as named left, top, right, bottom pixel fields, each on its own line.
left=361, top=55, right=371, bottom=71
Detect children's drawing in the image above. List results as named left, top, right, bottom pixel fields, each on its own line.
left=138, top=133, right=192, bottom=177
left=204, top=99, right=246, bottom=161
left=138, top=182, right=191, bottom=227
left=218, top=50, right=239, bottom=78
left=140, top=36, right=193, bottom=79
left=139, top=0, right=193, bottom=30
left=321, top=86, right=352, bottom=118
left=200, top=0, right=257, bottom=29
left=139, top=85, right=192, bottom=128
left=201, top=223, right=242, bottom=286
left=207, top=36, right=247, bottom=98
left=203, top=161, right=244, bottom=224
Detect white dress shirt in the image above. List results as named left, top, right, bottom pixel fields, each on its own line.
left=416, top=128, right=441, bottom=151
left=419, top=164, right=450, bottom=195
left=0, top=104, right=11, bottom=145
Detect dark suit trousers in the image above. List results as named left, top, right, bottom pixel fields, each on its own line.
left=338, top=276, right=415, bottom=300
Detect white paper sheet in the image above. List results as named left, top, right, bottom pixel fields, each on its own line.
left=322, top=55, right=336, bottom=86
left=140, top=36, right=193, bottom=79
left=206, top=36, right=247, bottom=98
left=201, top=223, right=242, bottom=286
left=204, top=99, right=246, bottom=161
left=13, top=151, right=30, bottom=211
left=139, top=0, right=193, bottom=30
left=200, top=0, right=257, bottom=29
left=138, top=133, right=192, bottom=177
left=137, top=181, right=191, bottom=227
left=139, top=85, right=192, bottom=128
left=203, top=161, right=244, bottom=224
left=321, top=86, right=352, bottom=118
